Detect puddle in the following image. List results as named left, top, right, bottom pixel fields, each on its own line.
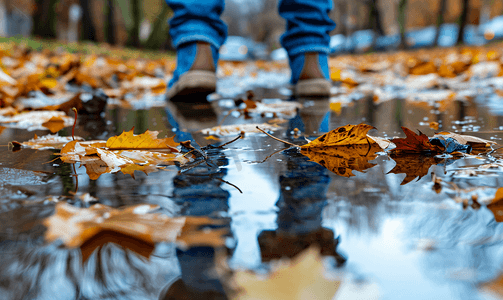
left=0, top=86, right=503, bottom=299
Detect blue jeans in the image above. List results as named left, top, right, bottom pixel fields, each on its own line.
left=165, top=0, right=335, bottom=56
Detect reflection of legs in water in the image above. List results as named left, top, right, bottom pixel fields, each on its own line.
left=258, top=148, right=346, bottom=266
left=159, top=154, right=230, bottom=300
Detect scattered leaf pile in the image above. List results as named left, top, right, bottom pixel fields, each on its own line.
left=57, top=129, right=187, bottom=179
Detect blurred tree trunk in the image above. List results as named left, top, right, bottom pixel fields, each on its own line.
left=127, top=0, right=141, bottom=47
left=369, top=0, right=384, bottom=50
left=398, top=0, right=407, bottom=49
left=434, top=0, right=447, bottom=46
left=32, top=0, right=58, bottom=38
left=104, top=0, right=116, bottom=44
left=80, top=0, right=97, bottom=41
left=457, top=0, right=469, bottom=45
left=144, top=3, right=171, bottom=49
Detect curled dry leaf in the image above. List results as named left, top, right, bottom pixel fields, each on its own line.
left=0, top=110, right=74, bottom=131
left=44, top=202, right=228, bottom=262
left=433, top=131, right=496, bottom=148
left=230, top=246, right=340, bottom=300
left=13, top=133, right=83, bottom=150
left=201, top=123, right=280, bottom=136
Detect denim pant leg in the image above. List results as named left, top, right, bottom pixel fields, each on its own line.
left=278, top=0, right=336, bottom=56
left=166, top=0, right=228, bottom=49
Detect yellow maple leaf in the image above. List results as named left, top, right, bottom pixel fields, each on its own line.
left=106, top=129, right=179, bottom=152
left=301, top=124, right=378, bottom=149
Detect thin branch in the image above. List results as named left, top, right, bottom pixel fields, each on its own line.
left=256, top=126, right=301, bottom=148
left=215, top=178, right=243, bottom=194
left=203, top=133, right=243, bottom=150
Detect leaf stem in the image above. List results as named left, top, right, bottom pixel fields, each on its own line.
left=256, top=126, right=300, bottom=148
left=71, top=107, right=78, bottom=141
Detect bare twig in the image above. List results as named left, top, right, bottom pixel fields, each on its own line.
left=216, top=177, right=243, bottom=194
left=256, top=126, right=300, bottom=148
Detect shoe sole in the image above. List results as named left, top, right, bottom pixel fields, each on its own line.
left=295, top=78, right=332, bottom=97
left=167, top=70, right=217, bottom=102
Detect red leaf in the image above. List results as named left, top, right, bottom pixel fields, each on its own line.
left=391, top=127, right=444, bottom=153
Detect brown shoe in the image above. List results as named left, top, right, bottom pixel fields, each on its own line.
left=294, top=52, right=331, bottom=97
left=167, top=42, right=217, bottom=102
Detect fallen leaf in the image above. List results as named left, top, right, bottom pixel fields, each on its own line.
left=433, top=131, right=496, bottom=149
left=480, top=273, right=503, bottom=298
left=106, top=129, right=179, bottom=152
left=201, top=123, right=279, bottom=136
left=390, top=127, right=444, bottom=154
left=44, top=202, right=227, bottom=262
left=14, top=133, right=83, bottom=150
left=59, top=130, right=188, bottom=179
left=0, top=110, right=74, bottom=131
left=230, top=247, right=340, bottom=300
left=301, top=124, right=378, bottom=149
left=429, top=122, right=439, bottom=130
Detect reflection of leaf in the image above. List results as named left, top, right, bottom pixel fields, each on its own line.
left=391, top=127, right=444, bottom=154
left=230, top=247, right=340, bottom=300
left=301, top=124, right=377, bottom=148
left=388, top=154, right=441, bottom=185
left=44, top=202, right=227, bottom=262
left=487, top=188, right=503, bottom=222
left=106, top=129, right=179, bottom=151
left=301, top=143, right=381, bottom=177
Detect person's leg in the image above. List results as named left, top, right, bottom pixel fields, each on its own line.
left=165, top=0, right=227, bottom=101
left=278, top=0, right=335, bottom=96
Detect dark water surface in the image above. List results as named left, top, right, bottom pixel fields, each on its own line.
left=1, top=88, right=503, bottom=300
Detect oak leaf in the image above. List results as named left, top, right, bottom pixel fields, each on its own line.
left=390, top=127, right=444, bottom=154
left=230, top=247, right=340, bottom=300
left=44, top=202, right=227, bottom=262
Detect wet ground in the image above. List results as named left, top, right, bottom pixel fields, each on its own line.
left=1, top=64, right=503, bottom=299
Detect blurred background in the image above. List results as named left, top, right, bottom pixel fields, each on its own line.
left=3, top=0, right=503, bottom=57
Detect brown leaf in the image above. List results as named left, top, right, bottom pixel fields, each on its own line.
left=390, top=127, right=444, bottom=154
left=44, top=202, right=227, bottom=262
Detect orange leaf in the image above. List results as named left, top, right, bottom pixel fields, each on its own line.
left=390, top=127, right=444, bottom=154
